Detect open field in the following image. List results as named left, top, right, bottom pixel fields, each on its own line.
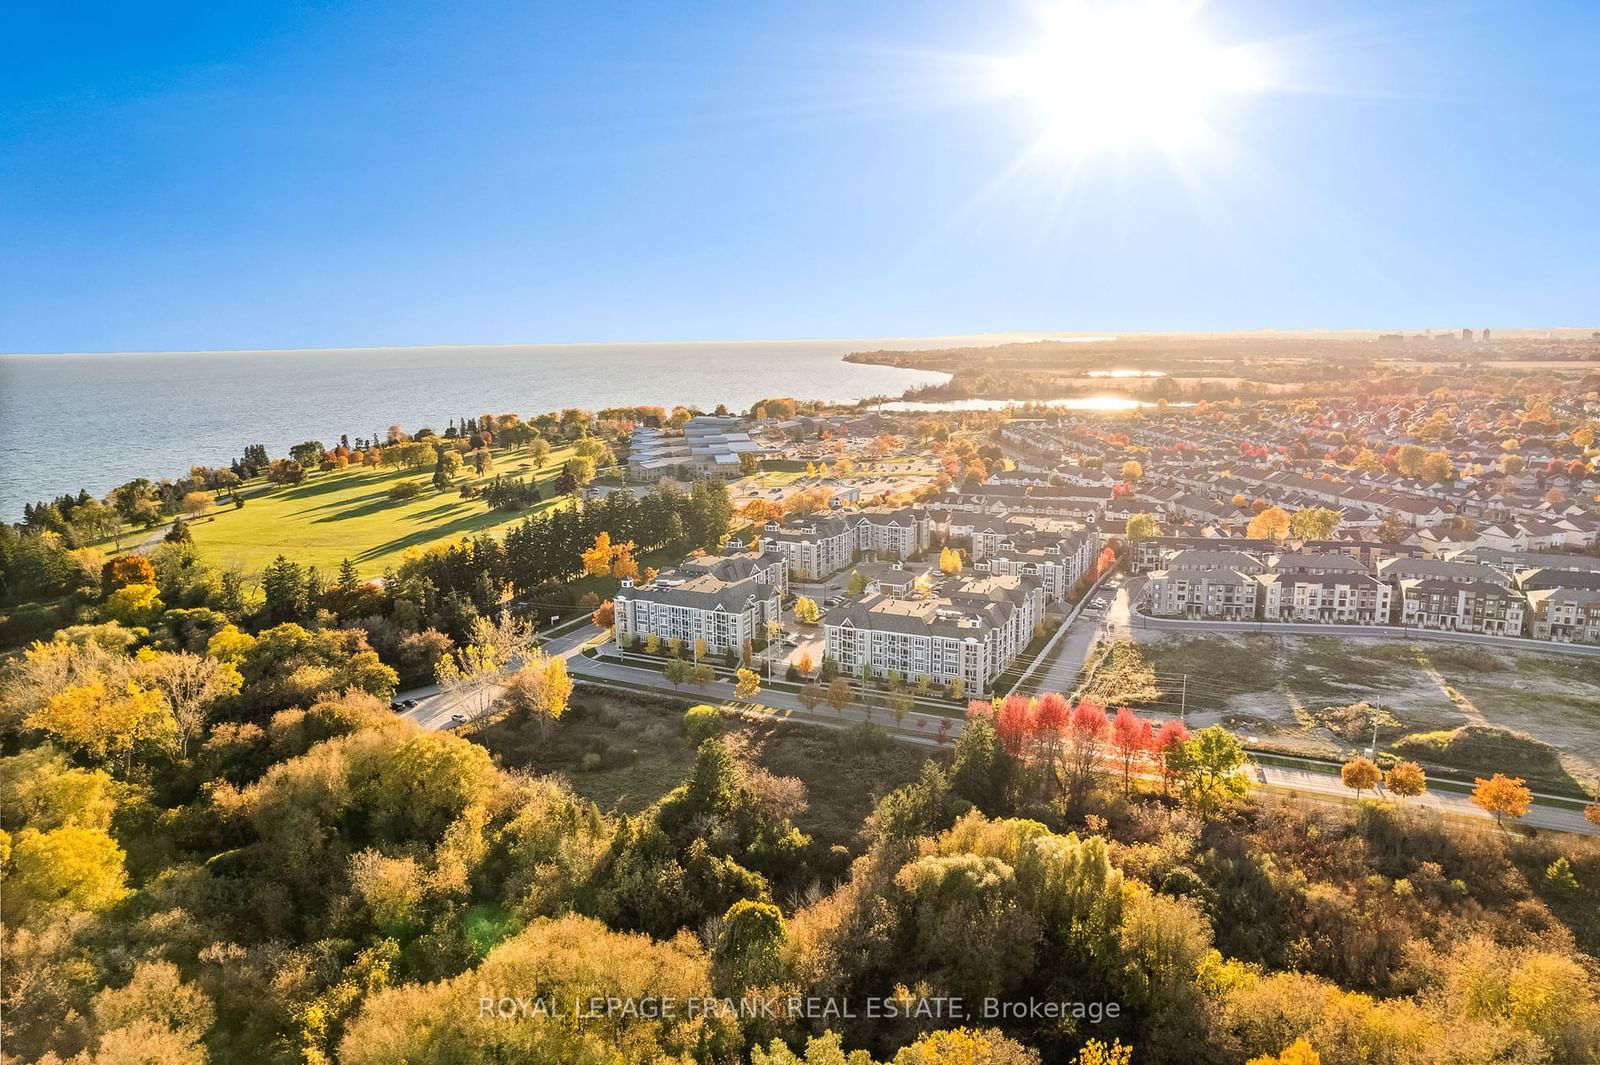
left=190, top=443, right=577, bottom=576
left=476, top=690, right=930, bottom=852
left=1122, top=631, right=1600, bottom=792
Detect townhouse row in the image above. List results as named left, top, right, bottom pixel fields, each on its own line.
left=1139, top=543, right=1600, bottom=642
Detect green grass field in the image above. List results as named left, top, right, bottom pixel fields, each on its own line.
left=190, top=444, right=578, bottom=577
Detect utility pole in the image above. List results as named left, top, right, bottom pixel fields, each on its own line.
left=1180, top=674, right=1188, bottom=724
left=1368, top=700, right=1380, bottom=759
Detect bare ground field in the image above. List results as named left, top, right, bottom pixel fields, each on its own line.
left=1125, top=631, right=1600, bottom=792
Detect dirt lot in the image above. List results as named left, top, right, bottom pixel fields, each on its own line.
left=1128, top=631, right=1600, bottom=790
left=473, top=691, right=932, bottom=852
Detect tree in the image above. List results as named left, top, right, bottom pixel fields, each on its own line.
left=1075, top=1040, right=1134, bottom=1065
left=582, top=531, right=617, bottom=577
left=793, top=596, right=820, bottom=625
left=1109, top=706, right=1154, bottom=795
left=104, top=583, right=164, bottom=627
left=1385, top=760, right=1427, bottom=801
left=664, top=657, right=692, bottom=689
left=1170, top=725, right=1249, bottom=818
left=26, top=680, right=176, bottom=772
left=4, top=825, right=129, bottom=925
left=1246, top=506, right=1291, bottom=541
left=826, top=676, right=853, bottom=716
left=733, top=668, right=761, bottom=699
left=1246, top=1039, right=1321, bottom=1065
left=434, top=615, right=535, bottom=723
left=103, top=554, right=155, bottom=591
left=1377, top=512, right=1408, bottom=543
left=939, top=546, right=963, bottom=575
left=797, top=683, right=824, bottom=712
left=1125, top=513, right=1159, bottom=540
left=178, top=490, right=211, bottom=518
left=1121, top=460, right=1143, bottom=480
left=266, top=458, right=306, bottom=486
left=1585, top=802, right=1600, bottom=829
left=1472, top=773, right=1532, bottom=825
left=1340, top=756, right=1382, bottom=799
left=563, top=455, right=596, bottom=489
left=505, top=653, right=574, bottom=734
left=738, top=451, right=760, bottom=475
left=1289, top=506, right=1341, bottom=541
left=137, top=651, right=242, bottom=757
left=846, top=570, right=868, bottom=595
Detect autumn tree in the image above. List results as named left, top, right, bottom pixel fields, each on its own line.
left=1340, top=756, right=1382, bottom=800
left=1288, top=507, right=1341, bottom=541
left=1246, top=1039, right=1321, bottom=1065
left=794, top=596, right=820, bottom=625
left=1472, top=773, right=1532, bottom=825
left=826, top=676, right=853, bottom=716
left=734, top=668, right=761, bottom=700
left=26, top=680, right=176, bottom=773
left=1109, top=706, right=1154, bottom=795
left=136, top=650, right=242, bottom=757
left=1170, top=725, right=1249, bottom=818
left=1385, top=760, right=1427, bottom=801
left=1247, top=506, right=1291, bottom=542
left=939, top=546, right=963, bottom=575
left=1121, top=460, right=1143, bottom=480
left=1125, top=513, right=1159, bottom=540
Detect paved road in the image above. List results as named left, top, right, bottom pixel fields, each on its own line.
left=1015, top=575, right=1140, bottom=696
left=1259, top=764, right=1596, bottom=835
left=397, top=623, right=600, bottom=730
left=397, top=620, right=1597, bottom=837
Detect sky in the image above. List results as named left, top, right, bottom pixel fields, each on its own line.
left=2, top=0, right=1598, bottom=353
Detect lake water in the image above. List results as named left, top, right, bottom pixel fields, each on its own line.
left=0, top=335, right=1059, bottom=518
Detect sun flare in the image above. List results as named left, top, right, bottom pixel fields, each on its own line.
left=996, top=0, right=1273, bottom=153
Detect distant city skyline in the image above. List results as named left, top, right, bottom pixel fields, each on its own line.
left=4, top=0, right=1599, bottom=353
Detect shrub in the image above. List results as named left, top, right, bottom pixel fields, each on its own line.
left=684, top=704, right=722, bottom=742
left=387, top=481, right=425, bottom=502
left=580, top=752, right=603, bottom=772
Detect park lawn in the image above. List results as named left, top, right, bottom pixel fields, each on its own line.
left=190, top=444, right=577, bottom=577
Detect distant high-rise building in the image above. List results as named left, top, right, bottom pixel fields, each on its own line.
left=1481, top=328, right=1491, bottom=342
left=1462, top=328, right=1473, bottom=341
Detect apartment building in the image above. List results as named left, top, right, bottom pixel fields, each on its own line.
left=679, top=546, right=789, bottom=597
left=850, top=507, right=931, bottom=560
left=1524, top=587, right=1600, bottom=643
left=1145, top=567, right=1260, bottom=620
left=613, top=570, right=781, bottom=653
left=1396, top=578, right=1526, bottom=635
left=977, top=526, right=1097, bottom=603
left=1256, top=571, right=1392, bottom=624
left=823, top=575, right=1044, bottom=694
left=760, top=514, right=856, bottom=581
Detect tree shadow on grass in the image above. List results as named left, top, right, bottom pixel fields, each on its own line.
left=352, top=510, right=522, bottom=562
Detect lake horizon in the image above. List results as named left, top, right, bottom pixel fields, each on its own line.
left=0, top=332, right=1078, bottom=518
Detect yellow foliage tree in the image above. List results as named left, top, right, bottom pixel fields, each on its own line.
left=581, top=532, right=615, bottom=578
left=734, top=668, right=761, bottom=700
left=1246, top=1038, right=1321, bottom=1065
left=1247, top=506, right=1291, bottom=541
left=1472, top=773, right=1532, bottom=825
left=27, top=680, right=176, bottom=771
left=1385, top=760, right=1427, bottom=800
left=939, top=546, right=963, bottom=575
left=1340, top=757, right=1382, bottom=799
left=104, top=583, right=164, bottom=627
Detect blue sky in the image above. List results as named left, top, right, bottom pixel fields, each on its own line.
left=2, top=1, right=1597, bottom=352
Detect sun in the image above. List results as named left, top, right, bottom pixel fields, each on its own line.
left=995, top=0, right=1272, bottom=153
